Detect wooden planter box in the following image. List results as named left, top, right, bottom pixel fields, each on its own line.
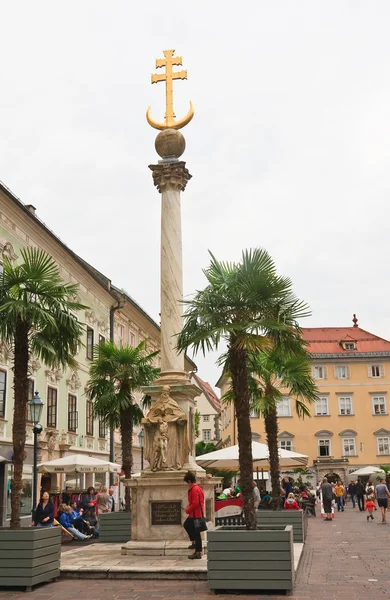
left=0, top=526, right=61, bottom=589
left=256, top=509, right=307, bottom=543
left=207, top=525, right=294, bottom=593
left=99, top=512, right=132, bottom=543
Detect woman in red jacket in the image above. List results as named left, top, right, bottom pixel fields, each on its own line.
left=284, top=492, right=300, bottom=510
left=183, top=471, right=204, bottom=559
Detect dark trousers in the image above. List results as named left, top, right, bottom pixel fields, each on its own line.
left=335, top=497, right=344, bottom=511
left=183, top=517, right=202, bottom=552
left=357, top=495, right=365, bottom=511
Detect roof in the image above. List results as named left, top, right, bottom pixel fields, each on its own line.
left=302, top=325, right=390, bottom=357
left=193, top=374, right=221, bottom=412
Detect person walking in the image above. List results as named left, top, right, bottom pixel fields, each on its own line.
left=334, top=481, right=345, bottom=512
left=252, top=481, right=260, bottom=510
left=356, top=479, right=365, bottom=511
left=282, top=477, right=293, bottom=501
left=348, top=481, right=357, bottom=508
left=321, top=477, right=333, bottom=521
left=96, top=486, right=111, bottom=515
left=365, top=496, right=376, bottom=522
left=32, top=491, right=54, bottom=527
left=108, top=488, right=115, bottom=512
left=183, top=471, right=205, bottom=560
left=375, top=478, right=390, bottom=524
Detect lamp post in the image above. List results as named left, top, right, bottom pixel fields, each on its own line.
left=29, top=391, right=44, bottom=517
left=138, top=429, right=144, bottom=471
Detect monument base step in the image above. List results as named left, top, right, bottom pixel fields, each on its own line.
left=121, top=540, right=207, bottom=556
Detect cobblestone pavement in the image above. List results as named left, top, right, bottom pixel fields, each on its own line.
left=1, top=502, right=390, bottom=599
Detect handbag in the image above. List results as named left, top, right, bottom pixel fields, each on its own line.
left=193, top=493, right=208, bottom=534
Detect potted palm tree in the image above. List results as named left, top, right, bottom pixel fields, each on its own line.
left=177, top=248, right=310, bottom=592
left=86, top=340, right=159, bottom=542
left=248, top=346, right=317, bottom=542
left=0, top=248, right=85, bottom=589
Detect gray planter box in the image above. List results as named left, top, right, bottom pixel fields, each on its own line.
left=99, top=512, right=131, bottom=543
left=207, top=525, right=294, bottom=593
left=256, top=509, right=307, bottom=543
left=0, top=526, right=61, bottom=589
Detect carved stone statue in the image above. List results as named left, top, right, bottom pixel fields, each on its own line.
left=142, top=385, right=189, bottom=471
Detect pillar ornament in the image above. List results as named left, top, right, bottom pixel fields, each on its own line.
left=149, top=161, right=192, bottom=193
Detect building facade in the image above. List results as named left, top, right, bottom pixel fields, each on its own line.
left=191, top=374, right=221, bottom=445
left=0, top=182, right=197, bottom=519
left=219, top=319, right=390, bottom=483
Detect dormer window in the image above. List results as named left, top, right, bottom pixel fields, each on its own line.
left=343, top=342, right=356, bottom=351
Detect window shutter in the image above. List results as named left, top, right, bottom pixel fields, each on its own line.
left=368, top=365, right=372, bottom=378
left=334, top=366, right=338, bottom=378
left=346, top=366, right=350, bottom=379
left=323, top=366, right=328, bottom=379
left=380, top=365, right=385, bottom=377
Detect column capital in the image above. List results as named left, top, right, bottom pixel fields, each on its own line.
left=149, top=161, right=192, bottom=193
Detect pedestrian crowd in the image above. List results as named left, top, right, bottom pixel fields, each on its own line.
left=319, top=476, right=390, bottom=523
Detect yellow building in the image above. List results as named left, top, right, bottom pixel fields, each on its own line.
left=219, top=318, right=390, bottom=483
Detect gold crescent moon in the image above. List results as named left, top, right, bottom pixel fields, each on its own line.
left=146, top=101, right=195, bottom=131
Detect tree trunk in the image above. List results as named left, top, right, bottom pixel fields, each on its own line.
left=264, top=400, right=282, bottom=510
left=120, top=405, right=133, bottom=512
left=229, top=345, right=256, bottom=529
left=11, top=318, right=30, bottom=529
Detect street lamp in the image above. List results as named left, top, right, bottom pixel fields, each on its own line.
left=138, top=429, right=144, bottom=471
left=29, top=391, right=44, bottom=516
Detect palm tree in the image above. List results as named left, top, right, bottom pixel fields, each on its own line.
left=195, top=440, right=217, bottom=456
left=0, top=248, right=86, bottom=529
left=177, top=249, right=310, bottom=529
left=85, top=341, right=160, bottom=511
left=249, top=347, right=317, bottom=508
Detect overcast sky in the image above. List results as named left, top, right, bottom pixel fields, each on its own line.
left=1, top=2, right=389, bottom=388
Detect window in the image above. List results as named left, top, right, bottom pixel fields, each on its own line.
left=372, top=395, right=387, bottom=415
left=335, top=365, right=349, bottom=379
left=318, top=438, right=331, bottom=457
left=0, top=369, right=6, bottom=418
left=203, top=429, right=211, bottom=442
left=0, top=261, right=3, bottom=275
left=277, top=397, right=291, bottom=417
left=117, top=325, right=124, bottom=348
left=342, top=437, right=356, bottom=456
left=338, top=396, right=353, bottom=415
left=86, top=399, right=94, bottom=436
left=343, top=342, right=356, bottom=351
left=26, top=379, right=35, bottom=422
left=68, top=394, right=78, bottom=432
left=99, top=419, right=107, bottom=439
left=203, top=415, right=210, bottom=422
left=86, top=327, right=94, bottom=360
left=47, top=387, right=57, bottom=428
left=315, top=396, right=329, bottom=416
left=99, top=334, right=106, bottom=346
left=369, top=365, right=383, bottom=378
left=377, top=436, right=390, bottom=456
left=313, top=366, right=326, bottom=380
left=279, top=439, right=293, bottom=451
left=250, top=407, right=260, bottom=418
left=129, top=331, right=136, bottom=347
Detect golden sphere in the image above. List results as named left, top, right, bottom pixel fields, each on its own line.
left=155, top=129, right=186, bottom=159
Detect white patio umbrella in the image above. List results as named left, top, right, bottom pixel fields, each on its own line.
left=37, top=454, right=121, bottom=474
left=196, top=441, right=308, bottom=469
left=349, top=466, right=385, bottom=477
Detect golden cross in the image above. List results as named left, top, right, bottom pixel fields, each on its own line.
left=146, top=49, right=194, bottom=131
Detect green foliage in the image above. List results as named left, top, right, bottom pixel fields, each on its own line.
left=177, top=248, right=311, bottom=528
left=207, top=468, right=236, bottom=489
left=0, top=247, right=86, bottom=368
left=86, top=341, right=160, bottom=429
left=194, top=409, right=201, bottom=438
left=195, top=440, right=216, bottom=456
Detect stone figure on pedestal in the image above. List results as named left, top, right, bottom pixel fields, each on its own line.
left=142, top=385, right=189, bottom=471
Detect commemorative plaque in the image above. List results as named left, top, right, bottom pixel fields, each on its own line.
left=151, top=501, right=182, bottom=525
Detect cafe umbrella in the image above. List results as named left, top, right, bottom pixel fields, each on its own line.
left=37, top=454, right=121, bottom=473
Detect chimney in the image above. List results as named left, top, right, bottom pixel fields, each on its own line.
left=25, top=204, right=36, bottom=216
